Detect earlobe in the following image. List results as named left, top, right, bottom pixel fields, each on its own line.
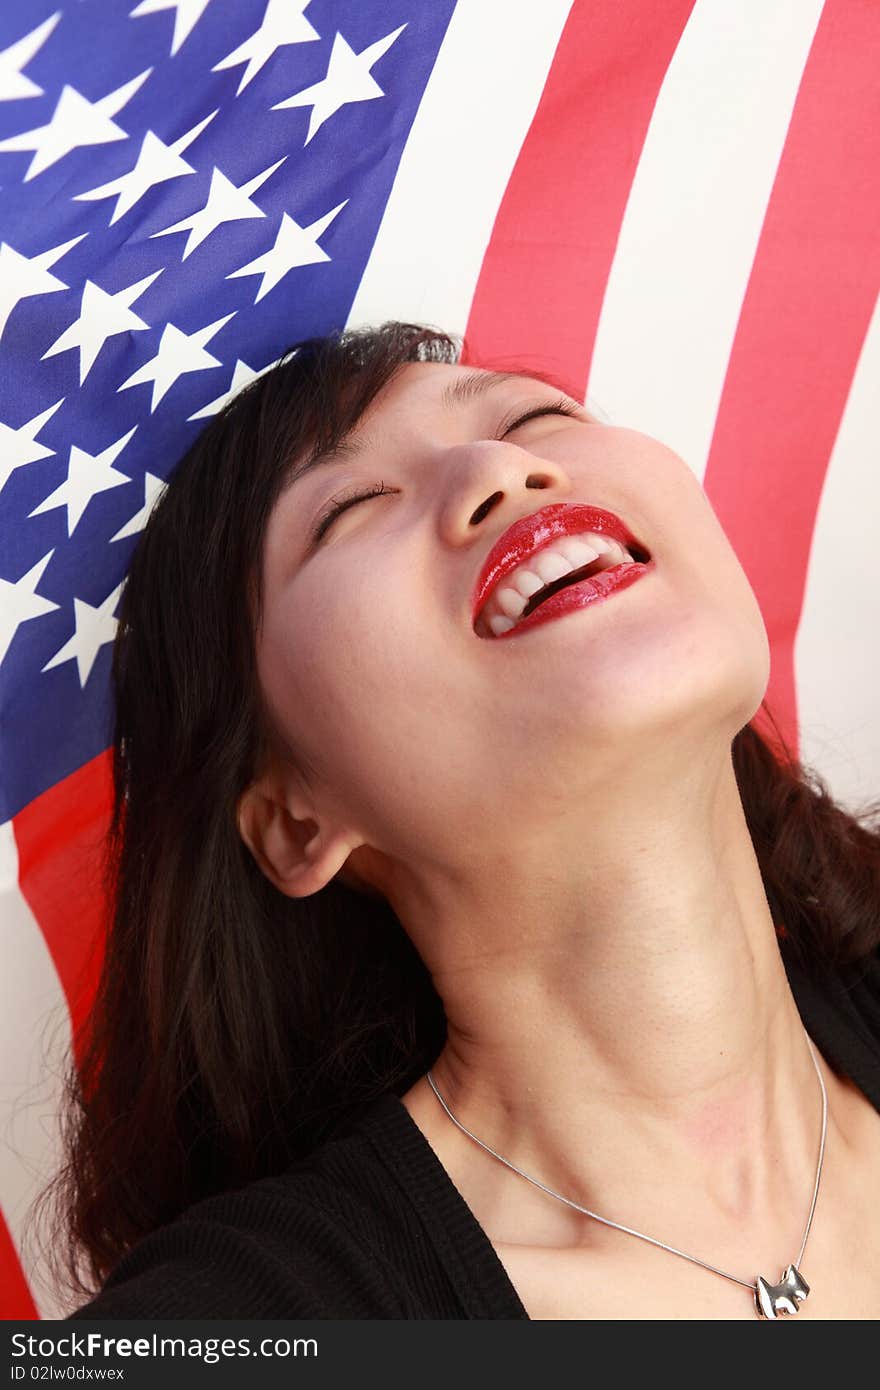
left=236, top=783, right=357, bottom=899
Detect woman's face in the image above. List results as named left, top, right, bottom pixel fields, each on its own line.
left=249, top=360, right=770, bottom=904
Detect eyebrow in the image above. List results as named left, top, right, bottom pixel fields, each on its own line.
left=281, top=370, right=538, bottom=496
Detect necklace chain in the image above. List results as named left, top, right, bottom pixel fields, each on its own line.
left=426, top=1023, right=827, bottom=1299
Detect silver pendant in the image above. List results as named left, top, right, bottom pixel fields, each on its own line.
left=754, top=1264, right=810, bottom=1318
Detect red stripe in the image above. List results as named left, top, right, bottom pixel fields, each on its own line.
left=702, top=0, right=880, bottom=758
left=5, top=755, right=113, bottom=1317
left=461, top=0, right=696, bottom=392
left=13, top=750, right=113, bottom=1066
left=0, top=1206, right=39, bottom=1318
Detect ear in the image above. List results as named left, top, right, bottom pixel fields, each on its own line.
left=236, top=777, right=362, bottom=899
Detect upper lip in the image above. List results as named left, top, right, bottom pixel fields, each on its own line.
left=470, top=502, right=649, bottom=629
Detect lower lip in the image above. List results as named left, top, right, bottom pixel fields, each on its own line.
left=486, top=560, right=654, bottom=639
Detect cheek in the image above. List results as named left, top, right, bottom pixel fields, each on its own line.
left=631, top=441, right=765, bottom=614
left=259, top=581, right=480, bottom=858
left=259, top=572, right=455, bottom=774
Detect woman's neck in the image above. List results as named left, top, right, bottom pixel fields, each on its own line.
left=397, top=755, right=831, bottom=1261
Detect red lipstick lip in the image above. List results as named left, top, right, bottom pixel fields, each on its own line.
left=471, top=502, right=649, bottom=630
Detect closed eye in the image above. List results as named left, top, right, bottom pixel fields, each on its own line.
left=496, top=397, right=586, bottom=437
left=310, top=480, right=394, bottom=544
left=309, top=397, right=587, bottom=544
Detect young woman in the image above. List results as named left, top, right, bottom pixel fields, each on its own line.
left=33, top=321, right=880, bottom=1320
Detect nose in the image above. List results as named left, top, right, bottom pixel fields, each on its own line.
left=438, top=438, right=571, bottom=544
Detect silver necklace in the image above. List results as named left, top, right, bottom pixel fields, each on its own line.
left=426, top=1024, right=827, bottom=1320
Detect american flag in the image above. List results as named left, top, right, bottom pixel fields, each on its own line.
left=1, top=0, right=878, bottom=1318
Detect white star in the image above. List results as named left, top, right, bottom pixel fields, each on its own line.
left=212, top=0, right=319, bottom=96
left=150, top=157, right=285, bottom=260
left=0, top=551, right=60, bottom=668
left=0, top=234, right=85, bottom=342
left=28, top=427, right=136, bottom=537
left=41, top=270, right=161, bottom=385
left=117, top=312, right=235, bottom=412
left=130, top=0, right=214, bottom=57
left=41, top=581, right=123, bottom=688
left=74, top=110, right=216, bottom=225
left=272, top=25, right=405, bottom=145
left=0, top=12, right=61, bottom=102
left=188, top=356, right=279, bottom=419
left=109, top=471, right=167, bottom=542
left=227, top=203, right=345, bottom=303
left=0, top=69, right=151, bottom=182
left=0, top=398, right=64, bottom=496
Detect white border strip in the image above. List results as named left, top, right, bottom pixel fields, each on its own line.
left=347, top=0, right=575, bottom=340
left=587, top=0, right=826, bottom=476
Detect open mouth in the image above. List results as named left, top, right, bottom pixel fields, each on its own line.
left=476, top=537, right=652, bottom=638
left=519, top=544, right=650, bottom=619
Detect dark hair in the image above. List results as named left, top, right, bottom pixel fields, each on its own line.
left=25, top=320, right=880, bottom=1308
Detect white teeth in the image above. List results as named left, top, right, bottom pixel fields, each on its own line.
left=554, top=537, right=601, bottom=568
left=496, top=586, right=528, bottom=619
left=477, top=529, right=635, bottom=637
left=510, top=569, right=545, bottom=600
left=532, top=550, right=575, bottom=585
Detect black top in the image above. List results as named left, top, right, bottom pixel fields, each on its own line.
left=68, top=946, right=880, bottom=1320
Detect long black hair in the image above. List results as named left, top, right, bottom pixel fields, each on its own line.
left=25, top=320, right=880, bottom=1307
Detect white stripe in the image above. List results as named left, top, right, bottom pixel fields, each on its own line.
left=587, top=0, right=825, bottom=477
left=0, top=820, right=74, bottom=1318
left=795, top=290, right=880, bottom=816
left=347, top=0, right=575, bottom=340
